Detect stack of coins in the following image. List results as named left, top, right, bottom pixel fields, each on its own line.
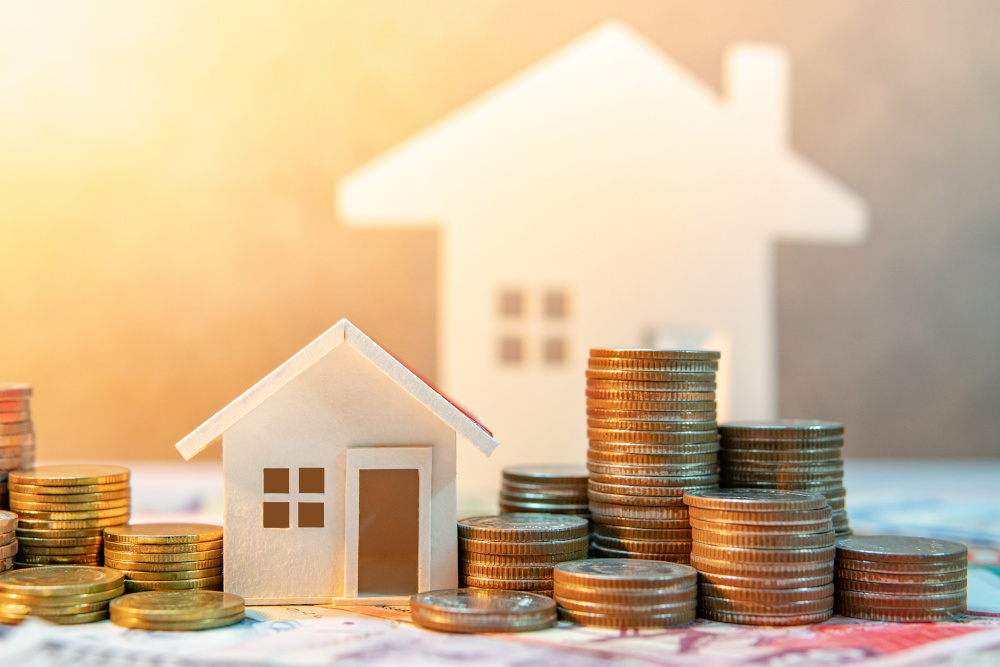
left=0, top=511, right=15, bottom=572
left=459, top=514, right=588, bottom=596
left=10, top=464, right=131, bottom=567
left=0, top=384, right=36, bottom=509
left=410, top=589, right=556, bottom=633
left=586, top=349, right=720, bottom=562
left=718, top=420, right=850, bottom=536
left=499, top=465, right=589, bottom=519
left=0, top=566, right=124, bottom=624
left=553, top=559, right=697, bottom=628
left=103, top=523, right=223, bottom=593
left=684, top=489, right=836, bottom=626
left=110, top=590, right=244, bottom=631
left=835, top=535, right=968, bottom=622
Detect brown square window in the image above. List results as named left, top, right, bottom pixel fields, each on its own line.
left=298, top=502, right=324, bottom=528
left=299, top=468, right=324, bottom=494
left=543, top=290, right=568, bottom=319
left=499, top=336, right=523, bottom=365
left=498, top=289, right=523, bottom=318
left=543, top=337, right=567, bottom=364
left=263, top=502, right=289, bottom=528
left=263, top=468, right=289, bottom=494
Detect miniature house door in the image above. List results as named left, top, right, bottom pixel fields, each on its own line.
left=344, top=446, right=432, bottom=598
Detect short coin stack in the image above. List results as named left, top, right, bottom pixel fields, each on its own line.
left=459, top=514, right=588, bottom=596
left=411, top=588, right=556, bottom=633
left=499, top=465, right=589, bottom=520
left=0, top=511, right=16, bottom=573
left=684, top=489, right=836, bottom=626
left=10, top=464, right=131, bottom=567
left=553, top=559, right=697, bottom=628
left=0, top=566, right=124, bottom=624
left=586, top=349, right=720, bottom=562
left=0, top=384, right=36, bottom=510
left=103, top=523, right=223, bottom=593
left=835, top=535, right=968, bottom=622
left=110, top=590, right=244, bottom=631
left=718, top=420, right=850, bottom=536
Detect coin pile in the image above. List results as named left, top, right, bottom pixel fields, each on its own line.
left=553, top=559, right=697, bottom=628
left=103, top=523, right=223, bottom=593
left=0, top=511, right=15, bottom=573
left=0, top=384, right=36, bottom=510
left=718, top=420, right=850, bottom=536
left=835, top=535, right=967, bottom=622
left=499, top=464, right=589, bottom=520
left=0, top=565, right=124, bottom=624
left=586, top=349, right=720, bottom=562
left=459, top=514, right=588, bottom=596
left=110, top=590, right=244, bottom=631
left=684, top=489, right=836, bottom=625
left=410, top=588, right=556, bottom=633
left=10, top=464, right=131, bottom=567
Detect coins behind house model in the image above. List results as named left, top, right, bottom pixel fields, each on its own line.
left=834, top=535, right=968, bottom=622
left=586, top=349, right=720, bottom=564
left=103, top=523, right=224, bottom=593
left=458, top=514, right=589, bottom=596
left=109, top=590, right=244, bottom=631
left=0, top=384, right=37, bottom=510
left=410, top=588, right=557, bottom=633
left=0, top=565, right=124, bottom=624
left=718, top=420, right=850, bottom=536
left=553, top=558, right=697, bottom=628
left=9, top=464, right=131, bottom=567
left=499, top=464, right=589, bottom=520
left=684, top=488, right=836, bottom=626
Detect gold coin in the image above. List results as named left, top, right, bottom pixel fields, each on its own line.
left=691, top=528, right=836, bottom=549
left=17, top=535, right=104, bottom=548
left=588, top=490, right=691, bottom=506
left=0, top=542, right=16, bottom=559
left=11, top=490, right=131, bottom=504
left=0, top=584, right=124, bottom=606
left=697, top=608, right=833, bottom=625
left=110, top=611, right=244, bottom=631
left=16, top=546, right=102, bottom=556
left=457, top=515, right=588, bottom=542
left=589, top=501, right=689, bottom=521
left=460, top=562, right=554, bottom=580
left=0, top=566, right=124, bottom=596
left=698, top=594, right=833, bottom=615
left=553, top=582, right=696, bottom=605
left=589, top=543, right=690, bottom=563
left=10, top=465, right=130, bottom=487
left=0, top=609, right=108, bottom=624
left=10, top=482, right=130, bottom=495
left=123, top=576, right=224, bottom=591
left=461, top=549, right=588, bottom=565
left=460, top=537, right=588, bottom=556
left=0, top=599, right=112, bottom=616
left=553, top=559, right=696, bottom=589
left=13, top=507, right=130, bottom=521
left=104, top=523, right=223, bottom=545
left=590, top=349, right=721, bottom=361
left=460, top=575, right=553, bottom=591
left=105, top=557, right=224, bottom=572
left=558, top=606, right=695, bottom=628
left=692, top=542, right=835, bottom=564
left=698, top=582, right=834, bottom=602
left=113, top=567, right=224, bottom=582
left=16, top=527, right=105, bottom=539
left=833, top=605, right=963, bottom=623
left=556, top=596, right=695, bottom=616
left=10, top=498, right=130, bottom=512
left=591, top=535, right=691, bottom=554
left=687, top=506, right=832, bottom=525
left=109, top=590, right=243, bottom=621
left=103, top=549, right=223, bottom=564
left=17, top=516, right=130, bottom=530
left=16, top=554, right=103, bottom=565
left=0, top=422, right=32, bottom=437
left=105, top=539, right=223, bottom=555
left=0, top=511, right=15, bottom=533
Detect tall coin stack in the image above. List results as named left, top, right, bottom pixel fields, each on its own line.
left=718, top=420, right=850, bottom=536
left=684, top=489, right=836, bottom=626
left=499, top=465, right=589, bottom=520
left=0, top=511, right=15, bottom=573
left=10, top=465, right=131, bottom=568
left=586, top=349, right=720, bottom=562
left=0, top=384, right=36, bottom=510
left=553, top=559, right=697, bottom=628
left=835, top=535, right=968, bottom=622
left=103, top=523, right=224, bottom=593
left=458, top=515, right=589, bottom=596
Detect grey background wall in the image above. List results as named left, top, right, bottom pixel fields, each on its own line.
left=0, top=1, right=996, bottom=461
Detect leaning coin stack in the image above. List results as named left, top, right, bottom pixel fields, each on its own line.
left=0, top=511, right=16, bottom=572
left=0, top=383, right=36, bottom=510
left=718, top=420, right=850, bottom=536
left=684, top=489, right=836, bottom=626
left=103, top=523, right=223, bottom=593
left=459, top=514, right=588, bottom=596
left=553, top=559, right=697, bottom=628
left=0, top=565, right=124, bottom=624
left=410, top=588, right=556, bottom=633
left=586, top=349, right=720, bottom=562
left=110, top=590, right=244, bottom=631
left=499, top=464, right=589, bottom=520
left=835, top=535, right=968, bottom=622
left=10, top=464, right=131, bottom=567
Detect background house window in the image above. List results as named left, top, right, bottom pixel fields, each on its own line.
left=499, top=336, right=523, bottom=364
left=499, top=289, right=524, bottom=318
left=263, top=467, right=325, bottom=528
left=543, top=337, right=567, bottom=365
left=543, top=289, right=568, bottom=319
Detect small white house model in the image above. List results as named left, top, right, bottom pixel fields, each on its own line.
left=174, top=319, right=499, bottom=605
left=337, top=21, right=868, bottom=508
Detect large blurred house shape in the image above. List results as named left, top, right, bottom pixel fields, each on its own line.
left=174, top=319, right=499, bottom=605
left=337, top=21, right=868, bottom=506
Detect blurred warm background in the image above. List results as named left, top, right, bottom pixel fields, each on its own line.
left=1, top=0, right=997, bottom=465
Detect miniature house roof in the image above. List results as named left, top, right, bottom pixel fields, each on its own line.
left=174, top=319, right=499, bottom=460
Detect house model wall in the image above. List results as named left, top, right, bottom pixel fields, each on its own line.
left=336, top=21, right=868, bottom=510
left=174, top=319, right=499, bottom=605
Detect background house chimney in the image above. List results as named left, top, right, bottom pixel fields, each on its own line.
left=725, top=43, right=789, bottom=147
